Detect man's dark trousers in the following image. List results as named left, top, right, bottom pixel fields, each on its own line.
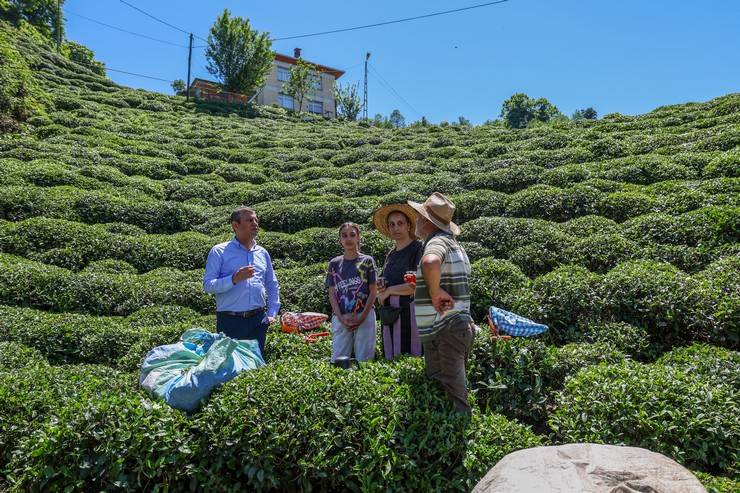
left=216, top=311, right=269, bottom=359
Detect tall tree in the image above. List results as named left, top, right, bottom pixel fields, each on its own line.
left=335, top=82, right=362, bottom=121
left=171, top=79, right=186, bottom=94
left=284, top=58, right=317, bottom=113
left=500, top=93, right=562, bottom=128
left=205, top=9, right=273, bottom=95
left=572, top=107, right=598, bottom=120
left=1, top=0, right=65, bottom=42
left=582, top=107, right=597, bottom=120
left=389, top=109, right=405, bottom=128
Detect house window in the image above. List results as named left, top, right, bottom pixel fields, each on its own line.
left=277, top=66, right=290, bottom=82
left=311, top=72, right=322, bottom=90
left=278, top=93, right=294, bottom=110
left=308, top=100, right=323, bottom=114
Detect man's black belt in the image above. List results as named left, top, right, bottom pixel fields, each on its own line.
left=218, top=308, right=265, bottom=318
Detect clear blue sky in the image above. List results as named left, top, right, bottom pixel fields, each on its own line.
left=63, top=0, right=740, bottom=124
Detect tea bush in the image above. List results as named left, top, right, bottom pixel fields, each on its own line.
left=656, top=343, right=740, bottom=387
left=550, top=361, right=739, bottom=475
left=597, top=260, right=699, bottom=345
left=3, top=365, right=191, bottom=492
left=578, top=321, right=652, bottom=359
left=469, top=258, right=530, bottom=319
left=196, top=357, right=542, bottom=491
left=0, top=341, right=48, bottom=370
left=0, top=24, right=738, bottom=487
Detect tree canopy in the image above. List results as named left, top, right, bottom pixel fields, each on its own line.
left=205, top=9, right=273, bottom=95
left=500, top=93, right=563, bottom=128
left=335, top=82, right=362, bottom=121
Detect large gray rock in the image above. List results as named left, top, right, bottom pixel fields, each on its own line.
left=473, top=443, right=707, bottom=493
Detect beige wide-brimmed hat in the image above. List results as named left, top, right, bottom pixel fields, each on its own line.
left=407, top=192, right=461, bottom=236
left=372, top=203, right=418, bottom=238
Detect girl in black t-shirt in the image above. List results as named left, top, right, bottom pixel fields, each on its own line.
left=372, top=204, right=423, bottom=359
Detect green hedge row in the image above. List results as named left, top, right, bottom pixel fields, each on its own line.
left=0, top=304, right=209, bottom=366
left=0, top=253, right=213, bottom=315
left=549, top=355, right=739, bottom=476
left=1, top=251, right=736, bottom=350
left=4, top=204, right=736, bottom=277
left=0, top=184, right=219, bottom=234
left=470, top=258, right=739, bottom=349
left=2, top=166, right=737, bottom=234
left=1, top=357, right=542, bottom=492
left=467, top=332, right=627, bottom=426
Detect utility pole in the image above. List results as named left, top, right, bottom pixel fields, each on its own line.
left=363, top=52, right=371, bottom=120
left=56, top=0, right=62, bottom=53
left=186, top=33, right=193, bottom=101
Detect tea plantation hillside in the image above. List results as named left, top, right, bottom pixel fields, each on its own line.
left=1, top=23, right=738, bottom=492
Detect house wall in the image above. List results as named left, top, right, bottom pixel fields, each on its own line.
left=256, top=62, right=338, bottom=117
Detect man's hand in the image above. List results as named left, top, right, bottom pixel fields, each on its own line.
left=232, top=265, right=255, bottom=284
left=431, top=288, right=454, bottom=314
left=267, top=316, right=276, bottom=325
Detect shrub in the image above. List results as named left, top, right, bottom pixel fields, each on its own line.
left=469, top=258, right=530, bottom=319
left=462, top=165, right=544, bottom=193
left=468, top=332, right=553, bottom=424
left=579, top=321, right=651, bottom=359
left=451, top=189, right=509, bottom=223
left=550, top=361, right=739, bottom=475
left=519, top=265, right=600, bottom=339
left=257, top=197, right=371, bottom=233
left=196, top=357, right=542, bottom=491
left=559, top=214, right=620, bottom=237
left=703, top=149, right=740, bottom=178
left=563, top=233, right=642, bottom=272
left=597, top=260, right=698, bottom=345
left=691, top=256, right=740, bottom=349
left=598, top=191, right=656, bottom=222
left=623, top=212, right=686, bottom=245
left=264, top=329, right=332, bottom=362
left=547, top=342, right=626, bottom=386
left=0, top=341, right=48, bottom=370
left=4, top=365, right=192, bottom=492
left=657, top=343, right=740, bottom=387
left=0, top=254, right=213, bottom=316
left=82, top=258, right=138, bottom=274
left=0, top=30, right=48, bottom=128
left=0, top=363, right=134, bottom=472
left=693, top=471, right=740, bottom=493
left=680, top=206, right=739, bottom=247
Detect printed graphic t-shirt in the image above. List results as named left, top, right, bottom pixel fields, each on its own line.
left=325, top=254, right=377, bottom=315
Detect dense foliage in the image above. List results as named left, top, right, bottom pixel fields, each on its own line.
left=0, top=22, right=737, bottom=490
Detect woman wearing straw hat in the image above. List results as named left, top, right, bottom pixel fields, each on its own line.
left=372, top=204, right=424, bottom=359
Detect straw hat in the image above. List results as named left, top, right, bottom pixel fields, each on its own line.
left=372, top=203, right=418, bottom=238
left=407, top=192, right=461, bottom=236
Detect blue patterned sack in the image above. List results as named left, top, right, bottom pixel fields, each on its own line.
left=488, top=306, right=548, bottom=337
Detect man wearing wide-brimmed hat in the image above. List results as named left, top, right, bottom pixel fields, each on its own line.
left=408, top=192, right=474, bottom=414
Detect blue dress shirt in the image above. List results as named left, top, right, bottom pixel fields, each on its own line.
left=203, top=237, right=281, bottom=318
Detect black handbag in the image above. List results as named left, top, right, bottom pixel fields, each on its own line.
left=377, top=305, right=402, bottom=326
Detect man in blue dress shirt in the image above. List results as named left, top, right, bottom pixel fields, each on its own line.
left=203, top=206, right=281, bottom=358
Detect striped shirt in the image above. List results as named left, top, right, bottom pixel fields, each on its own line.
left=414, top=231, right=472, bottom=342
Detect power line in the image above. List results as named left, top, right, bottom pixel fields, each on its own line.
left=368, top=63, right=423, bottom=118
left=117, top=0, right=208, bottom=42
left=63, top=55, right=175, bottom=83
left=66, top=10, right=189, bottom=48
left=271, top=0, right=509, bottom=41
left=106, top=67, right=173, bottom=83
